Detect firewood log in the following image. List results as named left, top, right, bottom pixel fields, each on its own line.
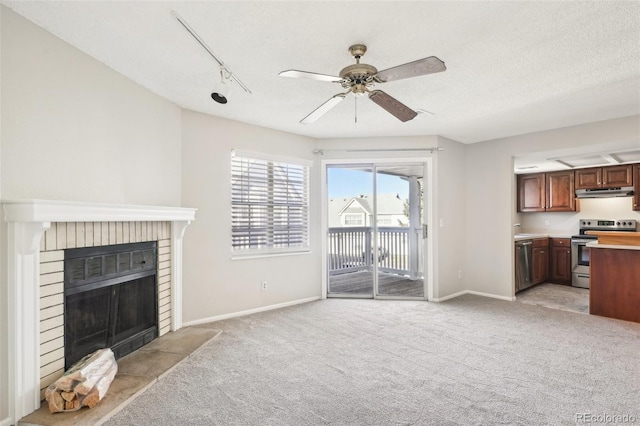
left=61, top=391, right=76, bottom=402
left=46, top=348, right=117, bottom=412
left=46, top=390, right=65, bottom=413
left=81, top=388, right=100, bottom=409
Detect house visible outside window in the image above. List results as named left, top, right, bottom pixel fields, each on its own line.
left=377, top=217, right=393, bottom=226
left=344, top=214, right=363, bottom=226
left=231, top=151, right=310, bottom=256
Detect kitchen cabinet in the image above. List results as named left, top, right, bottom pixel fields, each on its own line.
left=590, top=246, right=640, bottom=323
left=517, top=173, right=545, bottom=212
left=532, top=238, right=549, bottom=284
left=575, top=164, right=633, bottom=190
left=549, top=238, right=571, bottom=285
left=634, top=164, right=640, bottom=211
left=517, top=171, right=575, bottom=212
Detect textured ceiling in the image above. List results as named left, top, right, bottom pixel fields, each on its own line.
left=2, top=1, right=640, bottom=143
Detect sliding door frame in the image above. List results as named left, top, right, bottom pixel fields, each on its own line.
left=320, top=157, right=434, bottom=301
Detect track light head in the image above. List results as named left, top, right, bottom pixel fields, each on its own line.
left=211, top=67, right=231, bottom=104
left=211, top=88, right=228, bottom=104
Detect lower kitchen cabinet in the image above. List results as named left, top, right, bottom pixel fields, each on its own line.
left=532, top=238, right=549, bottom=284
left=549, top=238, right=572, bottom=285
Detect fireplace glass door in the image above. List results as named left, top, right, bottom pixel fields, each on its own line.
left=64, top=242, right=158, bottom=369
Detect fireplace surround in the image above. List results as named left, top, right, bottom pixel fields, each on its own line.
left=2, top=200, right=196, bottom=422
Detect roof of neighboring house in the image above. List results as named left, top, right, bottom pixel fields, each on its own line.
left=328, top=194, right=407, bottom=227
left=338, top=194, right=406, bottom=215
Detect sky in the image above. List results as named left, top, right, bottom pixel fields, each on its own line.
left=327, top=167, right=409, bottom=200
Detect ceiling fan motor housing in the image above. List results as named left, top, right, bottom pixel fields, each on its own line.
left=339, top=63, right=378, bottom=93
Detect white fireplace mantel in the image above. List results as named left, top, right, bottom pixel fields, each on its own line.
left=1, top=199, right=196, bottom=422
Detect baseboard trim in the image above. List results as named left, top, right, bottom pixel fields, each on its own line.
left=183, top=296, right=322, bottom=326
left=1, top=416, right=12, bottom=426
left=467, top=290, right=516, bottom=302
left=431, top=290, right=468, bottom=302
left=432, top=290, right=515, bottom=303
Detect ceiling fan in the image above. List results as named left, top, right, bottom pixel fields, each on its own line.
left=279, top=44, right=446, bottom=124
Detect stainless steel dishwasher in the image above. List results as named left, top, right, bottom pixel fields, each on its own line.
left=515, top=239, right=533, bottom=292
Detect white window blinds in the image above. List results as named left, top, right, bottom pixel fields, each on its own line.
left=231, top=153, right=310, bottom=254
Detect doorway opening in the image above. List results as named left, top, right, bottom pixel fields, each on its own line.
left=324, top=161, right=429, bottom=299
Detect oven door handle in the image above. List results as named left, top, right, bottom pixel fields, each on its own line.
left=571, top=239, right=593, bottom=245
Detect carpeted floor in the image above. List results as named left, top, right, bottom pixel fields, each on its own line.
left=105, top=295, right=640, bottom=425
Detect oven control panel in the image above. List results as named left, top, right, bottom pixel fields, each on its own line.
left=579, top=219, right=637, bottom=231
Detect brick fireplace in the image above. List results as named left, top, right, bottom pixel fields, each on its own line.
left=2, top=200, right=196, bottom=422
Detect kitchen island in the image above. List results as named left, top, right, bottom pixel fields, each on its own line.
left=588, top=237, right=640, bottom=323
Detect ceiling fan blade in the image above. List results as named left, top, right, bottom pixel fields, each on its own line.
left=300, top=93, right=347, bottom=124
left=279, top=70, right=342, bottom=82
left=368, top=90, right=417, bottom=122
left=375, top=56, right=446, bottom=82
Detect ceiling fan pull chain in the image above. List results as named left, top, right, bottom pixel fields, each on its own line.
left=355, top=95, right=358, bottom=123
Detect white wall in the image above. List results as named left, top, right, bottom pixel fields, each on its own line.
left=0, top=7, right=183, bottom=423
left=315, top=135, right=468, bottom=300
left=435, top=136, right=467, bottom=298
left=466, top=115, right=640, bottom=299
left=0, top=7, right=182, bottom=205
left=0, top=5, right=5, bottom=425
left=180, top=110, right=322, bottom=323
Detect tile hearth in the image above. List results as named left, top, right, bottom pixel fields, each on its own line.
left=19, top=326, right=221, bottom=426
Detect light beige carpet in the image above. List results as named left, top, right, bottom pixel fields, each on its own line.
left=105, top=295, right=640, bottom=425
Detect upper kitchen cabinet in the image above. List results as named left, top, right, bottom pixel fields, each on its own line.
left=517, top=171, right=576, bottom=213
left=546, top=171, right=576, bottom=211
left=517, top=173, right=545, bottom=212
left=634, top=164, right=640, bottom=211
left=575, top=164, right=633, bottom=190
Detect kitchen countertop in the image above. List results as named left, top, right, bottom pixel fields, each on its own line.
left=514, top=233, right=572, bottom=241
left=587, top=241, right=640, bottom=251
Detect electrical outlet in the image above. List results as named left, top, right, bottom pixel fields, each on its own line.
left=261, top=281, right=268, bottom=291
left=545, top=219, right=550, bottom=226
left=458, top=270, right=462, bottom=279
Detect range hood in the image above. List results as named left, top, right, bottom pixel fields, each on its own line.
left=575, top=186, right=634, bottom=198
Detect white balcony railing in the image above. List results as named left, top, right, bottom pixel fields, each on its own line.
left=328, top=227, right=412, bottom=276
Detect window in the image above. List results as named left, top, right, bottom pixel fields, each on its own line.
left=231, top=152, right=310, bottom=256
left=343, top=214, right=363, bottom=226
left=377, top=217, right=393, bottom=226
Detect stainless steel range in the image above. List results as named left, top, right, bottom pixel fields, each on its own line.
left=571, top=219, right=637, bottom=288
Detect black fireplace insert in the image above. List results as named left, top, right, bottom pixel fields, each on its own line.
left=64, top=241, right=158, bottom=369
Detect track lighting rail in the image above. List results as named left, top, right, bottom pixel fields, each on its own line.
left=172, top=11, right=252, bottom=94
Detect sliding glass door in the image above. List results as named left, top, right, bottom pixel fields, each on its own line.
left=326, top=165, right=375, bottom=296
left=375, top=165, right=424, bottom=297
left=326, top=162, right=425, bottom=299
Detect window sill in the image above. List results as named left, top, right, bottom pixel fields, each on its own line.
left=231, top=249, right=311, bottom=261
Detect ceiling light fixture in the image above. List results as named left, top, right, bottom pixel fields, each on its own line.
left=211, top=66, right=231, bottom=104
left=172, top=11, right=251, bottom=104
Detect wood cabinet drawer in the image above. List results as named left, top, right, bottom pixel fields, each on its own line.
left=551, top=238, right=570, bottom=247
left=533, top=238, right=549, bottom=248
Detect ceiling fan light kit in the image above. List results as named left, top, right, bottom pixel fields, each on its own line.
left=279, top=44, right=445, bottom=124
